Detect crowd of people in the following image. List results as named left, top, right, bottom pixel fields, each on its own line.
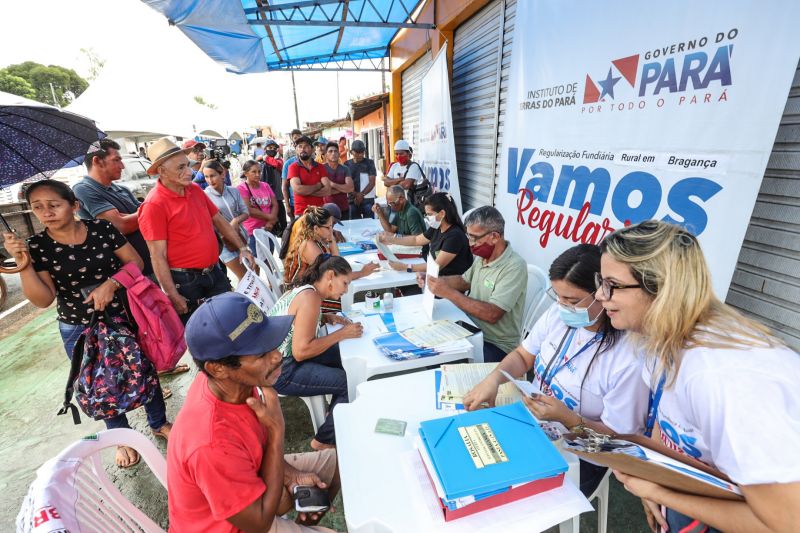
left=4, top=132, right=799, bottom=532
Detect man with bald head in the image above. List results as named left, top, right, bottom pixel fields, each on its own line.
left=139, top=138, right=254, bottom=322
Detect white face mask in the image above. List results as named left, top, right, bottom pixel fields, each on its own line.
left=425, top=214, right=442, bottom=229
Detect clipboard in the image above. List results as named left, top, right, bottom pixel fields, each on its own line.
left=563, top=432, right=744, bottom=501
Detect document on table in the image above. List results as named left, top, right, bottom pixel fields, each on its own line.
left=354, top=314, right=389, bottom=336
left=400, top=320, right=472, bottom=347
left=439, top=363, right=522, bottom=407
left=374, top=237, right=400, bottom=262
left=422, top=255, right=438, bottom=319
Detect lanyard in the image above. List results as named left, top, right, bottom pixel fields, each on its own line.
left=644, top=373, right=666, bottom=438
left=539, top=328, right=603, bottom=391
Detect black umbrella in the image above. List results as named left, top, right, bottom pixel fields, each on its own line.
left=0, top=90, right=106, bottom=273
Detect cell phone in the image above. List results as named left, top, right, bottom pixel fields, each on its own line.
left=79, top=283, right=102, bottom=300
left=455, top=320, right=481, bottom=335
left=293, top=485, right=330, bottom=513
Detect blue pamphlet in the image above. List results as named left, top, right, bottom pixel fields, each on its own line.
left=419, top=402, right=567, bottom=501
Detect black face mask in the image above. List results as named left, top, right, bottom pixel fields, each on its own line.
left=265, top=149, right=277, bottom=157
left=299, top=153, right=311, bottom=161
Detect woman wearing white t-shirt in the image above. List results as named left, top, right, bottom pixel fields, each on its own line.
left=464, top=244, right=649, bottom=496
left=598, top=220, right=800, bottom=533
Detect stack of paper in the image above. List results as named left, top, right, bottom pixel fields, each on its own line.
left=437, top=363, right=523, bottom=409
left=417, top=403, right=568, bottom=521
left=373, top=332, right=473, bottom=361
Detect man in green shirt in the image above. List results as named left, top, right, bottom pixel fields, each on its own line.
left=373, top=185, right=425, bottom=237
left=427, top=206, right=527, bottom=362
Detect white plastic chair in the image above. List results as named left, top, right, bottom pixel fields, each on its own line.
left=461, top=206, right=477, bottom=222
left=588, top=469, right=612, bottom=533
left=17, top=429, right=166, bottom=533
left=253, top=228, right=284, bottom=277
left=298, top=395, right=329, bottom=434
left=249, top=256, right=284, bottom=302
left=521, top=264, right=550, bottom=341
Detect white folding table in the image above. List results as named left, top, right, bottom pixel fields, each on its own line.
left=339, top=294, right=484, bottom=400
left=333, top=370, right=592, bottom=533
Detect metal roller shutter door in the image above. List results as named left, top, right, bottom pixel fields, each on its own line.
left=452, top=0, right=504, bottom=210
left=726, top=63, right=800, bottom=350
left=401, top=52, right=432, bottom=150
left=493, top=0, right=517, bottom=205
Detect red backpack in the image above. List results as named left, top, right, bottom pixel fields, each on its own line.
left=112, top=263, right=187, bottom=371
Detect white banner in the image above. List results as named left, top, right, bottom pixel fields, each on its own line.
left=418, top=43, right=463, bottom=212
left=497, top=0, right=800, bottom=296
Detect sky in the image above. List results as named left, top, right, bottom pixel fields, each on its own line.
left=0, top=0, right=386, bottom=136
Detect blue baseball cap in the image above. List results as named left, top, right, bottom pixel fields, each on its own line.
left=185, top=293, right=294, bottom=361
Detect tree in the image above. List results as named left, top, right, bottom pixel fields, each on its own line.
left=0, top=72, right=36, bottom=99
left=80, top=48, right=106, bottom=81
left=2, top=61, right=88, bottom=107
left=194, top=95, right=218, bottom=110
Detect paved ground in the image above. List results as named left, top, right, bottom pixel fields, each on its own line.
left=0, top=280, right=649, bottom=532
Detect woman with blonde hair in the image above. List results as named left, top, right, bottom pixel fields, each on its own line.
left=597, top=220, right=800, bottom=533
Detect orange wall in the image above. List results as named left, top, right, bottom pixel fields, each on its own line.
left=354, top=107, right=387, bottom=134
left=388, top=0, right=493, bottom=155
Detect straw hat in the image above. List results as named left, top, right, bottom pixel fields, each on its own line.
left=146, top=138, right=192, bottom=175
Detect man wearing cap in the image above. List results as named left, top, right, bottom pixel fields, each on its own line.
left=313, top=138, right=327, bottom=164
left=383, top=139, right=424, bottom=193
left=139, top=138, right=254, bottom=322
left=169, top=293, right=340, bottom=533
left=183, top=139, right=206, bottom=176
left=322, top=141, right=353, bottom=221
left=281, top=129, right=304, bottom=222
left=344, top=139, right=377, bottom=219
left=287, top=136, right=332, bottom=217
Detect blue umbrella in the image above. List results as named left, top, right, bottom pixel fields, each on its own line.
left=0, top=91, right=105, bottom=189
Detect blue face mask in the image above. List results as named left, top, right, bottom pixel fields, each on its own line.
left=558, top=300, right=601, bottom=329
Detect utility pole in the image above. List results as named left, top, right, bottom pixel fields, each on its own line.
left=291, top=71, right=300, bottom=130
left=49, top=83, right=59, bottom=107
left=337, top=71, right=341, bottom=117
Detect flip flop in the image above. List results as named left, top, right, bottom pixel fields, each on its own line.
left=157, top=364, right=190, bottom=377
left=162, top=387, right=173, bottom=400
left=115, top=446, right=141, bottom=469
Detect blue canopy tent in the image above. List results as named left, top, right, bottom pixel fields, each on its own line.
left=141, top=0, right=433, bottom=72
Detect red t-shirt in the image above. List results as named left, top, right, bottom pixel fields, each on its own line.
left=138, top=181, right=220, bottom=269
left=167, top=372, right=268, bottom=533
left=287, top=160, right=326, bottom=215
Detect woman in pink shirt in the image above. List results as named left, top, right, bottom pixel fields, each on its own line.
left=237, top=160, right=278, bottom=255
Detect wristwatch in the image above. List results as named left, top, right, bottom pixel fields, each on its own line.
left=239, top=246, right=249, bottom=253
left=568, top=416, right=588, bottom=437
left=406, top=266, right=413, bottom=273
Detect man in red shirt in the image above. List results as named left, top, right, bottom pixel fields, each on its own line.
left=287, top=136, right=331, bottom=216
left=170, top=293, right=340, bottom=533
left=140, top=138, right=253, bottom=322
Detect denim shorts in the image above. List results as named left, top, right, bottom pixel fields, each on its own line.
left=219, top=246, right=239, bottom=264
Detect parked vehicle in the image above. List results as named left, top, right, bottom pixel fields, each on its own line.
left=117, top=155, right=157, bottom=202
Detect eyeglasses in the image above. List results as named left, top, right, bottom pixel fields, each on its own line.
left=545, top=287, right=595, bottom=312
left=466, top=230, right=493, bottom=244
left=387, top=198, right=402, bottom=207
left=594, top=273, right=642, bottom=300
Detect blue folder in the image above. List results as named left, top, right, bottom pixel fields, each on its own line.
left=419, top=402, right=568, bottom=501
left=337, top=242, right=364, bottom=255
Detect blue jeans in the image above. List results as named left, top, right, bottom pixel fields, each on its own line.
left=665, top=508, right=721, bottom=533
left=483, top=340, right=508, bottom=363
left=272, top=344, right=348, bottom=445
left=171, top=264, right=231, bottom=324
left=58, top=321, right=167, bottom=430
left=349, top=198, right=375, bottom=220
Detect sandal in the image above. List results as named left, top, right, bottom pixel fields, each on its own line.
left=162, top=387, right=173, bottom=400
left=157, top=363, right=190, bottom=377
left=115, top=446, right=141, bottom=468
left=152, top=422, right=172, bottom=441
